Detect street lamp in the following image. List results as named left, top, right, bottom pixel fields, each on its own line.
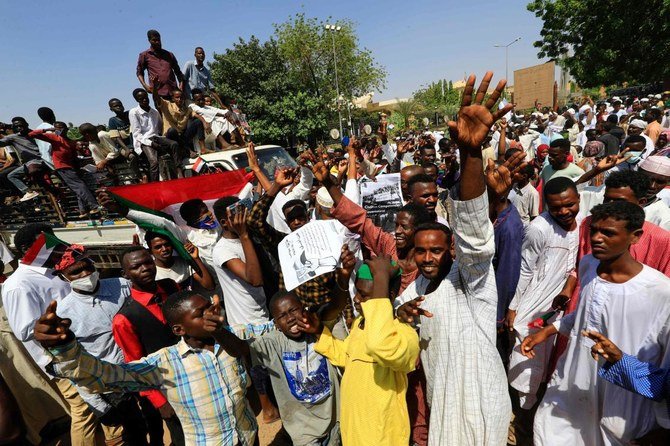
left=494, top=37, right=521, bottom=93
left=325, top=24, right=343, bottom=139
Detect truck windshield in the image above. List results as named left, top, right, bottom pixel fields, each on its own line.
left=232, top=147, right=297, bottom=181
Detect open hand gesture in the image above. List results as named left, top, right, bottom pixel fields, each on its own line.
left=34, top=301, right=73, bottom=348
left=336, top=245, right=357, bottom=280
left=485, top=150, right=528, bottom=199
left=96, top=189, right=128, bottom=216
left=448, top=72, right=512, bottom=150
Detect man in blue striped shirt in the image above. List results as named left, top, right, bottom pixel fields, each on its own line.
left=34, top=290, right=264, bottom=446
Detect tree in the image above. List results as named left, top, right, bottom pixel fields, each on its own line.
left=394, top=98, right=423, bottom=129
left=274, top=13, right=387, bottom=110
left=528, top=0, right=670, bottom=87
left=209, top=36, right=326, bottom=144
left=413, top=79, right=461, bottom=121
left=208, top=15, right=387, bottom=145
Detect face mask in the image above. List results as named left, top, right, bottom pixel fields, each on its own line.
left=626, top=151, right=643, bottom=164
left=194, top=214, right=218, bottom=230
left=70, top=271, right=100, bottom=293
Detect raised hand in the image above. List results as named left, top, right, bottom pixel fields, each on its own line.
left=296, top=311, right=323, bottom=335
left=227, top=206, right=249, bottom=237
left=184, top=241, right=199, bottom=259
left=96, top=189, right=128, bottom=216
left=594, top=148, right=632, bottom=173
left=246, top=142, right=260, bottom=172
left=485, top=150, right=528, bottom=199
left=366, top=254, right=399, bottom=280
left=336, top=245, right=357, bottom=281
left=551, top=294, right=571, bottom=311
left=34, top=301, right=73, bottom=348
left=396, top=296, right=434, bottom=324
left=448, top=72, right=512, bottom=150
left=274, top=167, right=297, bottom=188
left=203, top=294, right=225, bottom=334
left=582, top=330, right=623, bottom=363
left=311, top=161, right=331, bottom=184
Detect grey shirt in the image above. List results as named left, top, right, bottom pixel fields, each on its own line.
left=0, top=134, right=42, bottom=164
left=248, top=330, right=340, bottom=445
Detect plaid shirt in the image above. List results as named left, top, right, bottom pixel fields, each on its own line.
left=248, top=193, right=335, bottom=309
left=49, top=332, right=262, bottom=446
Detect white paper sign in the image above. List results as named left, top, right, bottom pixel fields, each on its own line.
left=359, top=173, right=404, bottom=232
left=278, top=220, right=346, bottom=291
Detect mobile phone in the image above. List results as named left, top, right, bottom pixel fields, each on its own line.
left=226, top=198, right=253, bottom=216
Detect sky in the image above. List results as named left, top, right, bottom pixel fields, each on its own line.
left=0, top=0, right=547, bottom=126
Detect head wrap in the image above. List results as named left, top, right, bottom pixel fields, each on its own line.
left=583, top=140, right=606, bottom=158
left=629, top=119, right=647, bottom=130
left=54, top=244, right=87, bottom=272
left=639, top=156, right=670, bottom=177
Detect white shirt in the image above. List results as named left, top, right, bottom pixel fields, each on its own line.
left=0, top=241, right=14, bottom=265
left=658, top=187, right=670, bottom=206
left=395, top=191, right=511, bottom=445
left=129, top=105, right=163, bottom=154
left=89, top=131, right=120, bottom=164
left=643, top=198, right=670, bottom=230
left=507, top=213, right=579, bottom=408
left=212, top=237, right=269, bottom=326
left=509, top=183, right=540, bottom=226
left=519, top=130, right=541, bottom=160
left=535, top=256, right=670, bottom=444
left=155, top=256, right=194, bottom=286
left=268, top=166, right=314, bottom=234
left=35, top=122, right=54, bottom=167
left=1, top=264, right=70, bottom=371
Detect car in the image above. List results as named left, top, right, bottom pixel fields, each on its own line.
left=184, top=145, right=297, bottom=180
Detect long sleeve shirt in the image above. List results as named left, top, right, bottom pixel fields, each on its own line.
left=492, top=203, right=523, bottom=325
left=315, top=298, right=419, bottom=446
left=48, top=338, right=257, bottom=446
left=599, top=354, right=670, bottom=413
left=136, top=48, right=184, bottom=97
left=129, top=105, right=163, bottom=154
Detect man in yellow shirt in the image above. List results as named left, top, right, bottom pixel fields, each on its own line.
left=299, top=256, right=420, bottom=446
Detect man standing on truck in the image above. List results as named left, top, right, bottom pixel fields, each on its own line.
left=0, top=117, right=42, bottom=202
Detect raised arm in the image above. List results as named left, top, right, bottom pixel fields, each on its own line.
left=246, top=167, right=296, bottom=247
left=223, top=207, right=263, bottom=287
left=184, top=242, right=215, bottom=290
left=247, top=142, right=272, bottom=192
left=448, top=71, right=511, bottom=201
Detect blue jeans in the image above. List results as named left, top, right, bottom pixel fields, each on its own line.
left=4, top=166, right=28, bottom=194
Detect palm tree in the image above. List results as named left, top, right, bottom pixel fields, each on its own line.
left=394, top=98, right=423, bottom=129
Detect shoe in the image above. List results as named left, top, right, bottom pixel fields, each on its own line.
left=88, top=209, right=101, bottom=217
left=19, top=191, right=39, bottom=202
left=77, top=213, right=89, bottom=219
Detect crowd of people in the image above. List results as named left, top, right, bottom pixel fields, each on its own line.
left=1, top=28, right=670, bottom=446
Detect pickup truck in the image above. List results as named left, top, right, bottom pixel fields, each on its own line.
left=0, top=145, right=295, bottom=269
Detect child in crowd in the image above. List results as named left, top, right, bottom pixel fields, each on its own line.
left=34, top=291, right=263, bottom=446
left=299, top=256, right=419, bottom=446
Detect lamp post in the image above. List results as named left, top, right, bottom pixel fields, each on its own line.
left=325, top=24, right=343, bottom=139
left=494, top=37, right=521, bottom=94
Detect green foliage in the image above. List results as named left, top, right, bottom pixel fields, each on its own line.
left=527, top=0, right=670, bottom=87
left=208, top=14, right=387, bottom=145
left=412, top=79, right=461, bottom=125
left=393, top=98, right=423, bottom=129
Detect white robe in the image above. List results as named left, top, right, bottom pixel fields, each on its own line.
left=534, top=255, right=670, bottom=445
left=643, top=198, right=670, bottom=230
left=507, top=213, right=579, bottom=408
left=395, top=192, right=511, bottom=446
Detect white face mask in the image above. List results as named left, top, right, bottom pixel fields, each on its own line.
left=70, top=271, right=100, bottom=293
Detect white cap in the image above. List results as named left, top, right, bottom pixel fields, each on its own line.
left=639, top=156, right=670, bottom=177
left=655, top=94, right=662, bottom=99
left=641, top=98, right=650, bottom=103
left=316, top=187, right=334, bottom=208
left=629, top=119, right=647, bottom=129
left=567, top=108, right=576, bottom=115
